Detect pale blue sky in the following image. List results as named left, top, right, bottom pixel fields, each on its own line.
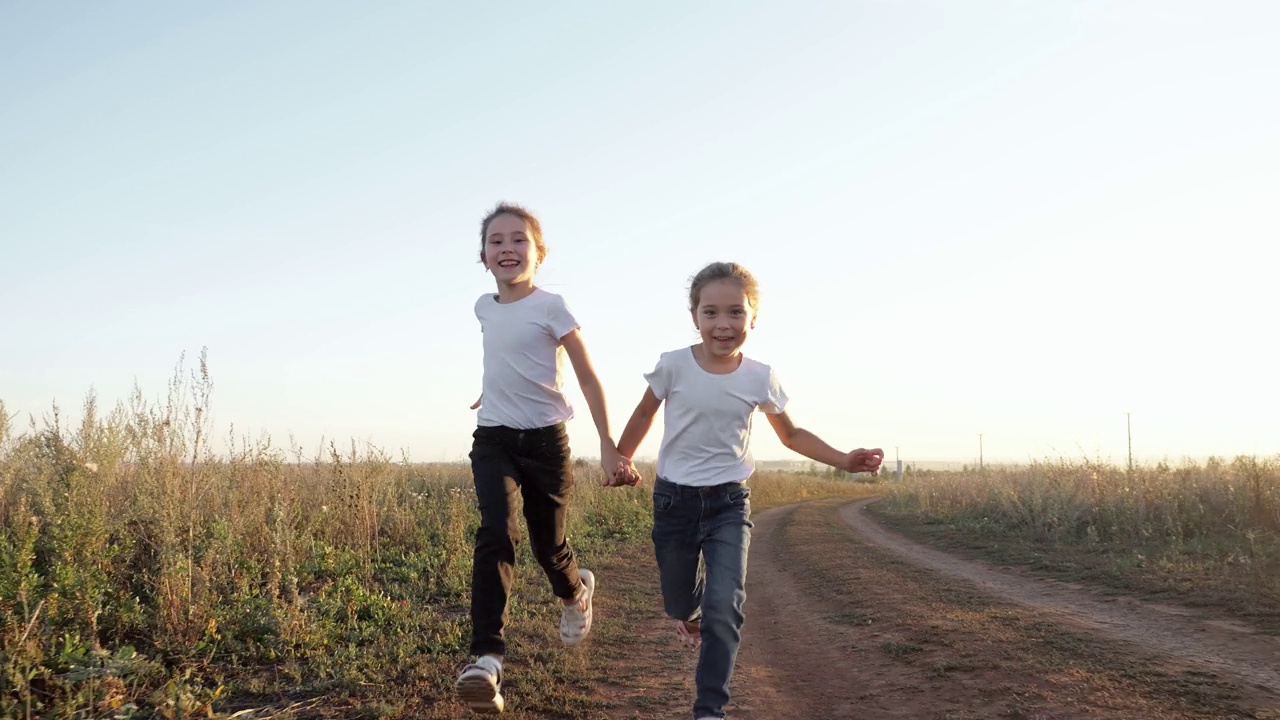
left=3, top=2, right=1277, bottom=465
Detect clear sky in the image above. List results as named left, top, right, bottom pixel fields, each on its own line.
left=2, top=2, right=1277, bottom=466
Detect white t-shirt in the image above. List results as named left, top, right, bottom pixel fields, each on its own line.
left=645, top=346, right=789, bottom=487
left=475, top=288, right=580, bottom=429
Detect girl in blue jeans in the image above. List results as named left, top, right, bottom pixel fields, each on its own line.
left=613, top=262, right=883, bottom=720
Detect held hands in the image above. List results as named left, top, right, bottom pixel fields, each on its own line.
left=601, top=446, right=642, bottom=487
left=842, top=447, right=885, bottom=475
left=612, top=457, right=641, bottom=487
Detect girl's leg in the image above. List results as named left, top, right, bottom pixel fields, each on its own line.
left=469, top=427, right=523, bottom=658
left=651, top=479, right=704, bottom=625
left=693, top=484, right=752, bottom=719
left=516, top=424, right=581, bottom=600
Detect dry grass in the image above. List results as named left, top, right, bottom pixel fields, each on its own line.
left=0, top=354, right=876, bottom=718
left=876, top=459, right=1280, bottom=630
left=10, top=351, right=1269, bottom=717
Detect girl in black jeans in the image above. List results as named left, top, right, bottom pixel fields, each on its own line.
left=455, top=202, right=639, bottom=714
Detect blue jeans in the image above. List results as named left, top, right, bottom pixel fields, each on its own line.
left=651, top=477, right=753, bottom=720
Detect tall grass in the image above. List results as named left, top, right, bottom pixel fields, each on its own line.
left=0, top=355, right=871, bottom=718
left=878, top=459, right=1280, bottom=624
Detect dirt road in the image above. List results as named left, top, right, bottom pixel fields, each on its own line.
left=729, top=498, right=1280, bottom=719
left=839, top=499, right=1280, bottom=694
left=594, top=496, right=1279, bottom=719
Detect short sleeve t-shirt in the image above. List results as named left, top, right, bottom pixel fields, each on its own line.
left=645, top=346, right=788, bottom=487
left=475, top=288, right=580, bottom=429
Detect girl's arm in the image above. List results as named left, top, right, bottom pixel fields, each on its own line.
left=765, top=410, right=884, bottom=474
left=617, top=387, right=662, bottom=461
left=560, top=329, right=624, bottom=477
left=613, top=388, right=662, bottom=485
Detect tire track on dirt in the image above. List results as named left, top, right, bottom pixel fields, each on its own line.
left=735, top=503, right=1016, bottom=719
left=841, top=498, right=1280, bottom=698
left=733, top=498, right=1277, bottom=719
left=602, top=497, right=1277, bottom=718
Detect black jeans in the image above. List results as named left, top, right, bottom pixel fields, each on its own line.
left=468, top=423, right=581, bottom=657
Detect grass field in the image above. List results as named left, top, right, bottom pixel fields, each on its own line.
left=4, top=363, right=1277, bottom=717
left=0, top=370, right=877, bottom=719
left=874, top=458, right=1280, bottom=632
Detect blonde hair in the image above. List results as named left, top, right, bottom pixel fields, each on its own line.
left=478, top=202, right=547, bottom=266
left=688, top=262, right=760, bottom=320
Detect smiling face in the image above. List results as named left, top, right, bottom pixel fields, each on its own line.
left=481, top=213, right=539, bottom=286
left=693, top=278, right=755, bottom=360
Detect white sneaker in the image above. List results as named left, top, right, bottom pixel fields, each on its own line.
left=456, top=655, right=504, bottom=714
left=560, top=569, right=595, bottom=645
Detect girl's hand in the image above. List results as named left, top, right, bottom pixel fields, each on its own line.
left=614, top=457, right=642, bottom=487
left=842, top=448, right=885, bottom=475
left=601, top=446, right=636, bottom=486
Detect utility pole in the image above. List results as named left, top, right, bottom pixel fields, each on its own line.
left=978, top=433, right=984, bottom=472
left=1126, top=412, right=1133, bottom=472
